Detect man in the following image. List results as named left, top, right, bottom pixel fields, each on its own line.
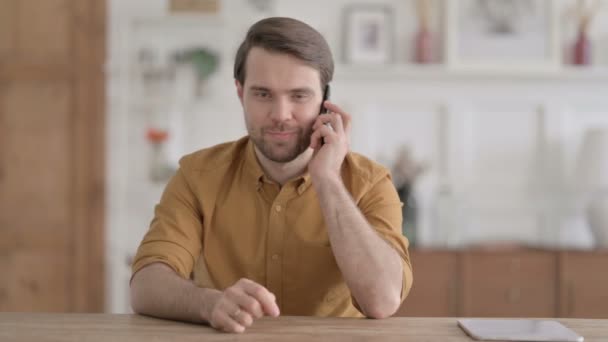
left=130, top=17, right=413, bottom=333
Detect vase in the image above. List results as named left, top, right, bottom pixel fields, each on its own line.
left=414, top=27, right=432, bottom=64
left=398, top=184, right=417, bottom=246
left=587, top=190, right=608, bottom=248
left=573, top=29, right=591, bottom=66
left=149, top=142, right=173, bottom=183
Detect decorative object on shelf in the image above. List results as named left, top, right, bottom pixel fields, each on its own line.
left=146, top=127, right=175, bottom=183
left=130, top=15, right=224, bottom=187
left=247, top=0, right=276, bottom=13
left=136, top=45, right=218, bottom=100
left=342, top=4, right=394, bottom=65
left=568, top=0, right=603, bottom=66
left=169, top=0, right=220, bottom=14
left=413, top=0, right=434, bottom=64
left=576, top=127, right=608, bottom=248
left=173, top=47, right=219, bottom=96
left=392, top=145, right=430, bottom=246
left=135, top=46, right=198, bottom=178
left=573, top=29, right=591, bottom=66
left=446, top=0, right=559, bottom=72
left=137, top=47, right=174, bottom=100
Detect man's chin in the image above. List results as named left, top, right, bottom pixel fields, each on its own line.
left=250, top=134, right=309, bottom=163
left=263, top=150, right=300, bottom=163
left=260, top=144, right=303, bottom=163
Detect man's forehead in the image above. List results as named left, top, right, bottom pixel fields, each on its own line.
left=245, top=47, right=321, bottom=87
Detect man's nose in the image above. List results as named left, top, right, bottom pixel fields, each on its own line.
left=269, top=96, right=293, bottom=122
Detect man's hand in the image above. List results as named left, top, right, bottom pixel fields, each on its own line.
left=205, top=278, right=280, bottom=333
left=308, top=101, right=351, bottom=184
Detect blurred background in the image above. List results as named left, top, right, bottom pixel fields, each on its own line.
left=1, top=0, right=608, bottom=318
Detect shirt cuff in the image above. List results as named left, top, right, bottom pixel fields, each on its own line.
left=130, top=240, right=196, bottom=282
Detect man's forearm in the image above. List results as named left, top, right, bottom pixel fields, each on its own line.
left=313, top=177, right=403, bottom=318
left=130, top=263, right=220, bottom=323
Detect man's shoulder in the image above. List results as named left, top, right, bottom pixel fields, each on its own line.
left=178, top=136, right=249, bottom=173
left=343, top=151, right=391, bottom=185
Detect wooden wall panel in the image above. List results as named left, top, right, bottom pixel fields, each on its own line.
left=0, top=0, right=17, bottom=60
left=16, top=0, right=72, bottom=63
left=0, top=0, right=105, bottom=312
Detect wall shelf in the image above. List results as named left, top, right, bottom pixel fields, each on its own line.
left=335, top=64, right=608, bottom=82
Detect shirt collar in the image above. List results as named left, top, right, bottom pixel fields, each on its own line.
left=244, top=137, right=312, bottom=194
left=244, top=138, right=265, bottom=189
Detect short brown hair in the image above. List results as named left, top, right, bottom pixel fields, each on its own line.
left=234, top=17, right=334, bottom=88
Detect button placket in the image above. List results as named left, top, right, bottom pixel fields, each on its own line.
left=266, top=184, right=301, bottom=310
left=266, top=189, right=290, bottom=308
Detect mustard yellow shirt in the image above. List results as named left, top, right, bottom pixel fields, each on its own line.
left=132, top=136, right=413, bottom=317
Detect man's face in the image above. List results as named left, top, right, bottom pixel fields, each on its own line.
left=236, top=47, right=323, bottom=163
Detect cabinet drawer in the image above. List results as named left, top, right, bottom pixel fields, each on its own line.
left=397, top=250, right=460, bottom=317
left=462, top=250, right=557, bottom=317
left=560, top=251, right=608, bottom=318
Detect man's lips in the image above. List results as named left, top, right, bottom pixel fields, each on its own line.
left=266, top=130, right=297, bottom=139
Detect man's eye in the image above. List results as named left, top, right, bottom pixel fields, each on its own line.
left=292, top=93, right=308, bottom=101
left=255, top=91, right=270, bottom=99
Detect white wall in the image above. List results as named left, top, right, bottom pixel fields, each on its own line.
left=106, top=0, right=608, bottom=313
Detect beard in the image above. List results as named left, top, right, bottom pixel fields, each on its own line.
left=247, top=121, right=312, bottom=163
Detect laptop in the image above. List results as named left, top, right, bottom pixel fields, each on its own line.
left=457, top=318, right=584, bottom=342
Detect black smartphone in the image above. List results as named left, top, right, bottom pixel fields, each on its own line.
left=319, top=84, right=330, bottom=114
left=318, top=84, right=331, bottom=145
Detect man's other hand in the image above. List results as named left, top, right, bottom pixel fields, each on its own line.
left=205, top=278, right=280, bottom=333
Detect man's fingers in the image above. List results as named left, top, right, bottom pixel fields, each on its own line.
left=231, top=307, right=254, bottom=327
left=241, top=295, right=265, bottom=319
left=217, top=311, right=246, bottom=333
left=310, top=124, right=336, bottom=149
left=323, top=101, right=352, bottom=138
left=324, top=101, right=351, bottom=124
left=237, top=279, right=280, bottom=317
left=313, top=113, right=335, bottom=131
left=210, top=304, right=245, bottom=333
left=228, top=289, right=264, bottom=319
left=327, top=113, right=344, bottom=134
left=310, top=128, right=323, bottom=149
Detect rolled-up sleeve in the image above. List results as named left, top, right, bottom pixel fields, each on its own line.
left=131, top=167, right=203, bottom=280
left=358, top=173, right=414, bottom=304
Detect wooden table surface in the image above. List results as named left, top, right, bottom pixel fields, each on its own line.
left=1, top=313, right=607, bottom=341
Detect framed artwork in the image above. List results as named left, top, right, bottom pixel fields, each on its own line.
left=342, top=5, right=395, bottom=65
left=446, top=0, right=560, bottom=72
left=169, top=0, right=220, bottom=14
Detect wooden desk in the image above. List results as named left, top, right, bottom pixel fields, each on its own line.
left=1, top=313, right=607, bottom=341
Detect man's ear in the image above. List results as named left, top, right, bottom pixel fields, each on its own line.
left=235, top=79, right=244, bottom=105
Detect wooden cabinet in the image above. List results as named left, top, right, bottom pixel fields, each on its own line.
left=559, top=251, right=608, bottom=318
left=397, top=248, right=607, bottom=318
left=461, top=250, right=557, bottom=318
left=397, top=250, right=460, bottom=317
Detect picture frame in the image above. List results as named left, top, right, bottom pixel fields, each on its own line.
left=342, top=5, right=395, bottom=65
left=445, top=0, right=560, bottom=72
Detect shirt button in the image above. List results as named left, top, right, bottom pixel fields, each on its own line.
left=275, top=204, right=282, bottom=212
left=272, top=254, right=280, bottom=261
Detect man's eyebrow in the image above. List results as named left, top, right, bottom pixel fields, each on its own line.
left=249, top=85, right=271, bottom=92
left=248, top=86, right=316, bottom=94
left=289, top=87, right=315, bottom=94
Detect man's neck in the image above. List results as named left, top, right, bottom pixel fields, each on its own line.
left=253, top=145, right=313, bottom=186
